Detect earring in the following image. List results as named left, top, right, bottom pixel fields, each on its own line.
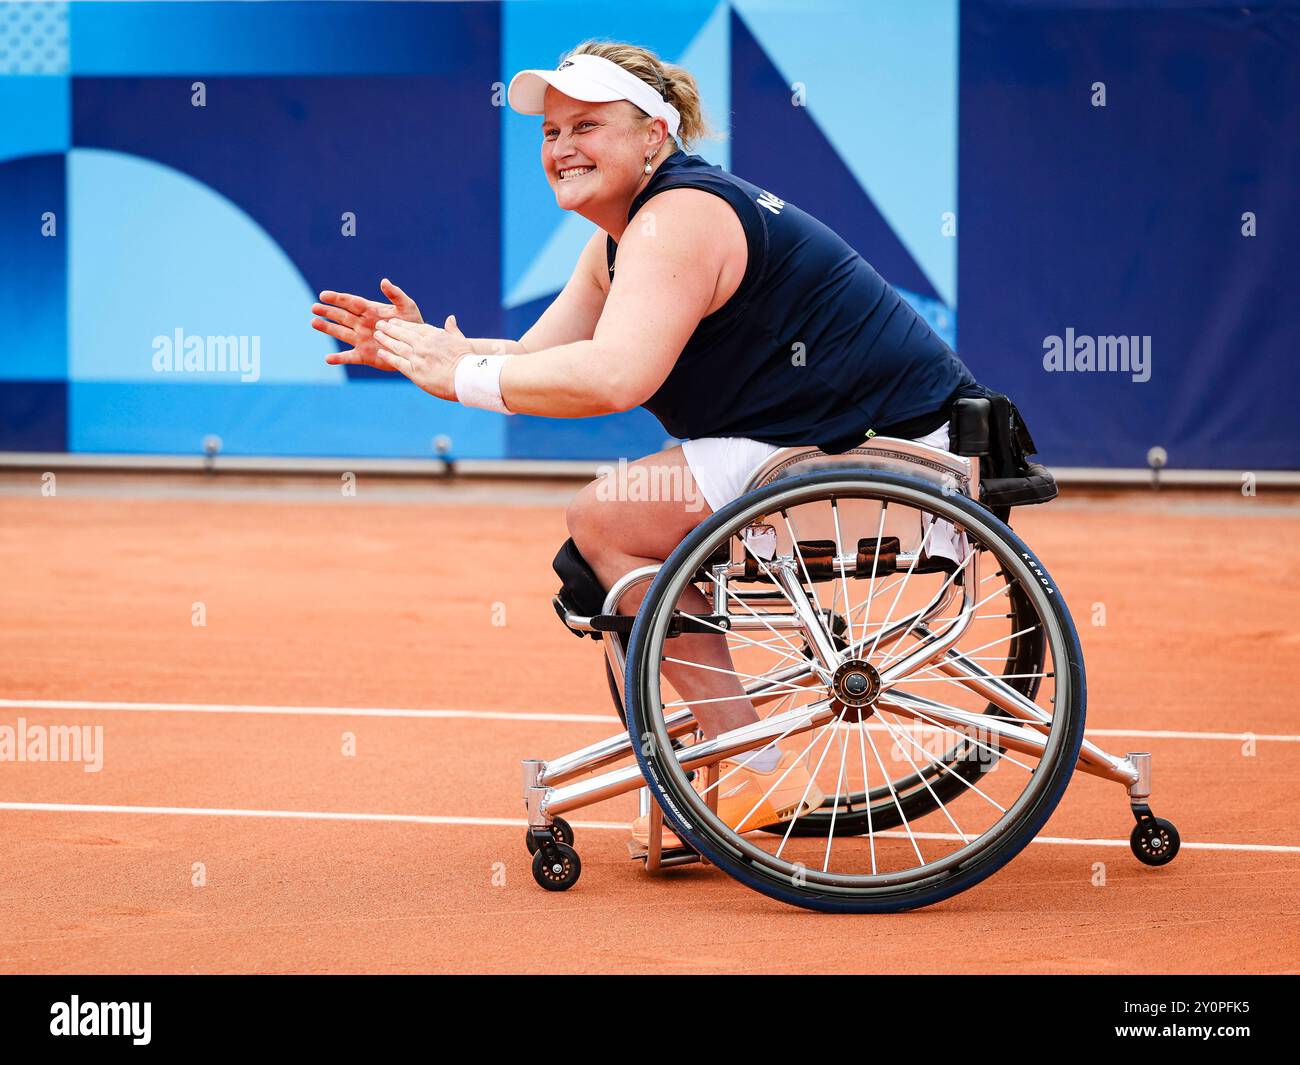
left=644, top=156, right=653, bottom=174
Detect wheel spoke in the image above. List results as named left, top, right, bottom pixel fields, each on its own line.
left=733, top=718, right=837, bottom=838
left=693, top=690, right=801, bottom=799
left=660, top=654, right=820, bottom=696
left=773, top=719, right=842, bottom=860
left=862, top=720, right=925, bottom=865
left=882, top=692, right=1039, bottom=774
left=876, top=707, right=1005, bottom=821
left=660, top=687, right=818, bottom=710
left=863, top=579, right=1018, bottom=665
left=855, top=503, right=889, bottom=655
left=720, top=564, right=809, bottom=663
left=678, top=604, right=813, bottom=670
left=872, top=546, right=976, bottom=671
left=873, top=711, right=974, bottom=843
left=865, top=515, right=939, bottom=661
left=886, top=672, right=1051, bottom=684
left=780, top=509, right=826, bottom=619
left=830, top=498, right=856, bottom=653
left=822, top=720, right=853, bottom=871
left=906, top=623, right=1041, bottom=681
left=853, top=706, right=878, bottom=874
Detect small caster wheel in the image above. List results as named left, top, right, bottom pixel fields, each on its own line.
left=525, top=816, right=574, bottom=855
left=1131, top=816, right=1180, bottom=866
left=532, top=843, right=581, bottom=891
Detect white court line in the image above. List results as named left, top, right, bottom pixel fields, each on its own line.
left=2, top=699, right=1299, bottom=744
left=1, top=801, right=1297, bottom=855
left=0, top=699, right=615, bottom=724
left=1081, top=728, right=1292, bottom=742
left=870, top=829, right=1300, bottom=854
left=0, top=802, right=611, bottom=831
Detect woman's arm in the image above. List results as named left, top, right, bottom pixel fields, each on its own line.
left=454, top=230, right=605, bottom=358
left=499, top=190, right=743, bottom=415
left=370, top=190, right=744, bottom=415
left=516, top=229, right=610, bottom=352
left=316, top=230, right=609, bottom=367
left=456, top=232, right=608, bottom=357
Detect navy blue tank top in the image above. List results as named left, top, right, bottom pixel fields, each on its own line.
left=606, top=151, right=978, bottom=453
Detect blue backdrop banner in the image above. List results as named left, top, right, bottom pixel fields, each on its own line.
left=1, top=1, right=1295, bottom=469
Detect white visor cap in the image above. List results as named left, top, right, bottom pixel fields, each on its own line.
left=508, top=53, right=681, bottom=140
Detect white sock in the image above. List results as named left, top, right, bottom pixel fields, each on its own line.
left=739, top=745, right=781, bottom=773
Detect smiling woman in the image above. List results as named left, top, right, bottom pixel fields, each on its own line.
left=308, top=38, right=993, bottom=850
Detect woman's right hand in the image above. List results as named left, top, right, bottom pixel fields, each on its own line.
left=312, top=278, right=424, bottom=369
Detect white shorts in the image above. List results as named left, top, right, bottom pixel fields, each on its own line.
left=681, top=422, right=966, bottom=569
left=681, top=422, right=952, bottom=513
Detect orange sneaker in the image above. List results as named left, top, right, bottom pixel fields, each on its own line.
left=631, top=750, right=826, bottom=850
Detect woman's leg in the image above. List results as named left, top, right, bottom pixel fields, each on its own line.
left=566, top=445, right=758, bottom=739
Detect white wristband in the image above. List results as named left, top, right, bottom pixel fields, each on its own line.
left=453, top=353, right=514, bottom=414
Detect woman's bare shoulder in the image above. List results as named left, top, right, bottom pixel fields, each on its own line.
left=625, top=188, right=747, bottom=314
left=632, top=185, right=743, bottom=232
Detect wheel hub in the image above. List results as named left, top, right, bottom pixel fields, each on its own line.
left=831, top=659, right=881, bottom=720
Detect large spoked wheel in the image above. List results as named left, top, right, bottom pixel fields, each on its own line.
left=624, top=470, right=1086, bottom=913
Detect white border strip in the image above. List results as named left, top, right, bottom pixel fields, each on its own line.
left=1, top=802, right=1296, bottom=854
left=3, top=699, right=1298, bottom=743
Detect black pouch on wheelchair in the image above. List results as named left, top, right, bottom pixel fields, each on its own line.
left=949, top=390, right=1058, bottom=518
left=552, top=537, right=607, bottom=639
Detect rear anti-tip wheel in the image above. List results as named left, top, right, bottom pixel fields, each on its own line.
left=1130, top=817, right=1180, bottom=866
left=532, top=843, right=582, bottom=891
left=524, top=816, right=574, bottom=855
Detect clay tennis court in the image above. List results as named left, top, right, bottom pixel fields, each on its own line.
left=1, top=468, right=1298, bottom=973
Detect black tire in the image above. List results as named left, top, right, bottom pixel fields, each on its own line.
left=531, top=843, right=582, bottom=891
left=625, top=469, right=1086, bottom=913
left=1130, top=817, right=1180, bottom=866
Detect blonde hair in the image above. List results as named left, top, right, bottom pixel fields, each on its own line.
left=565, top=39, right=715, bottom=151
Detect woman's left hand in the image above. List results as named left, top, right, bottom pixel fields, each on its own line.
left=373, top=315, right=473, bottom=401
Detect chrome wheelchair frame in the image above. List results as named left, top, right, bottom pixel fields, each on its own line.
left=521, top=435, right=1180, bottom=906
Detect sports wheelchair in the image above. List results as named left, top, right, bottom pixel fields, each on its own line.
left=522, top=397, right=1180, bottom=912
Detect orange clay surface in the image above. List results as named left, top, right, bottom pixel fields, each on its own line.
left=1, top=469, right=1298, bottom=973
